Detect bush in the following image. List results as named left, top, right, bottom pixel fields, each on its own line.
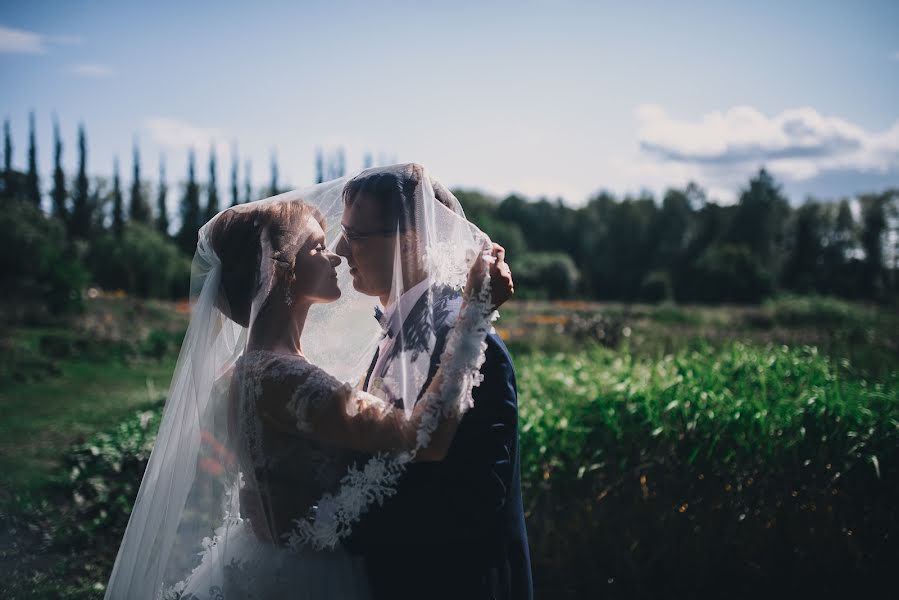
left=512, top=252, right=581, bottom=299
left=517, top=343, right=899, bottom=597
left=639, top=270, right=673, bottom=303
left=87, top=223, right=190, bottom=299
left=0, top=202, right=88, bottom=317
left=691, top=244, right=774, bottom=303
left=64, top=405, right=162, bottom=535
left=765, top=294, right=877, bottom=328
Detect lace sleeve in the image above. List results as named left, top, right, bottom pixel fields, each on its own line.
left=261, top=255, right=495, bottom=461
left=257, top=358, right=418, bottom=453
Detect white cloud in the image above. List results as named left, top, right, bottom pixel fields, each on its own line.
left=0, top=24, right=82, bottom=54
left=72, top=63, right=115, bottom=78
left=891, top=50, right=899, bottom=62
left=0, top=24, right=46, bottom=54
left=635, top=104, right=899, bottom=192
left=143, top=117, right=228, bottom=152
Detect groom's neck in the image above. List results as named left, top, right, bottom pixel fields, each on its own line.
left=379, top=272, right=428, bottom=309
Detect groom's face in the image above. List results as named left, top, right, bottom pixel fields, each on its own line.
left=335, top=193, right=397, bottom=300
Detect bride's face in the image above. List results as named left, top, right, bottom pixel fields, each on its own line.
left=291, top=216, right=342, bottom=304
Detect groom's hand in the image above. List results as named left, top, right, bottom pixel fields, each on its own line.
left=488, top=243, right=514, bottom=309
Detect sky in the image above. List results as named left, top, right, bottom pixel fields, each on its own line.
left=1, top=0, right=898, bottom=211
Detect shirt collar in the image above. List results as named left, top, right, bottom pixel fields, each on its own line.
left=375, top=278, right=431, bottom=339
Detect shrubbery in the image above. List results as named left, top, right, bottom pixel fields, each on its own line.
left=37, top=340, right=899, bottom=598
left=64, top=406, right=162, bottom=536
left=0, top=202, right=88, bottom=317
left=512, top=251, right=581, bottom=299
left=517, top=343, right=899, bottom=597
left=87, top=223, right=190, bottom=299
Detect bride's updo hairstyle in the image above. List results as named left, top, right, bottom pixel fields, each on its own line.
left=209, top=199, right=325, bottom=327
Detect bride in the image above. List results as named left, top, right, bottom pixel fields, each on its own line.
left=104, top=169, right=511, bottom=599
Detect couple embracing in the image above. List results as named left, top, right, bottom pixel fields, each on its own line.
left=105, top=164, right=533, bottom=600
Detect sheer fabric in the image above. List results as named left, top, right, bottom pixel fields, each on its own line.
left=105, top=165, right=498, bottom=599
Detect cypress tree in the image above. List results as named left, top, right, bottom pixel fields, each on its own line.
left=130, top=142, right=151, bottom=223
left=230, top=144, right=239, bottom=206
left=269, top=151, right=279, bottom=196
left=244, top=160, right=252, bottom=204
left=177, top=149, right=201, bottom=254
left=70, top=124, right=91, bottom=238
left=51, top=116, right=68, bottom=222
left=205, top=146, right=219, bottom=221
left=26, top=112, right=40, bottom=207
left=336, top=147, right=346, bottom=178
left=315, top=148, right=324, bottom=184
left=112, top=157, right=124, bottom=237
left=2, top=119, right=12, bottom=200
left=156, top=155, right=169, bottom=236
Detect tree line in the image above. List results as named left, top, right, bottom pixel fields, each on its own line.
left=456, top=172, right=898, bottom=304
left=2, top=112, right=897, bottom=321
left=0, top=114, right=352, bottom=318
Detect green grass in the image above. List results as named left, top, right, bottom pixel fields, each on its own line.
left=516, top=342, right=898, bottom=487
left=0, top=358, right=174, bottom=497
left=515, top=342, right=899, bottom=597
left=0, top=295, right=186, bottom=500
left=498, top=296, right=899, bottom=375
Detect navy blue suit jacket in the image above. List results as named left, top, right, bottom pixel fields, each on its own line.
left=347, top=289, right=533, bottom=600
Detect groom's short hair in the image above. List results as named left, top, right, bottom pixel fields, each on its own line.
left=342, top=163, right=458, bottom=232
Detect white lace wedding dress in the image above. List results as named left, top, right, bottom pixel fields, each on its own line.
left=173, top=350, right=388, bottom=600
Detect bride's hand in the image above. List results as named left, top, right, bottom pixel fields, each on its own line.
left=465, top=242, right=514, bottom=310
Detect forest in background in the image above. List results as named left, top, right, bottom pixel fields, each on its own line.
left=2, top=112, right=898, bottom=325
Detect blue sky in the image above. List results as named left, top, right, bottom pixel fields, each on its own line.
left=1, top=0, right=898, bottom=210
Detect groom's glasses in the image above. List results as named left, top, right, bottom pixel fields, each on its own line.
left=339, top=223, right=398, bottom=243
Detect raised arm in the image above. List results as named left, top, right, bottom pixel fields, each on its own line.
left=255, top=243, right=511, bottom=458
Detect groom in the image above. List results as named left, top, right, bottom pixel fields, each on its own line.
left=336, top=165, right=533, bottom=600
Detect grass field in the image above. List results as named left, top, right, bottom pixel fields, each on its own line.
left=0, top=296, right=187, bottom=500
left=1, top=294, right=897, bottom=598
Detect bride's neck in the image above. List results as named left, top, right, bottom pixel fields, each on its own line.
left=247, top=299, right=310, bottom=356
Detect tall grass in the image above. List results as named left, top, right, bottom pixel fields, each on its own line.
left=516, top=342, right=899, bottom=598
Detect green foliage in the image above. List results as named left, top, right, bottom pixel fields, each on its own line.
left=764, top=294, right=877, bottom=328
left=69, top=124, right=93, bottom=240
left=511, top=252, right=581, bottom=299
left=639, top=270, right=673, bottom=303
left=87, top=223, right=190, bottom=299
left=13, top=337, right=896, bottom=598
left=455, top=173, right=898, bottom=305
left=692, top=244, right=774, bottom=303
left=727, top=168, right=790, bottom=266
left=518, top=343, right=898, bottom=483
left=111, top=158, right=124, bottom=238
left=0, top=202, right=87, bottom=317
left=52, top=118, right=68, bottom=222
left=26, top=111, right=41, bottom=207
left=205, top=146, right=219, bottom=221
left=156, top=158, right=169, bottom=235
left=517, top=343, right=899, bottom=595
left=65, top=405, right=162, bottom=534
left=176, top=150, right=201, bottom=255
left=129, top=144, right=151, bottom=224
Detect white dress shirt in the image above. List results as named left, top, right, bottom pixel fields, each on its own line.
left=365, top=277, right=431, bottom=393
